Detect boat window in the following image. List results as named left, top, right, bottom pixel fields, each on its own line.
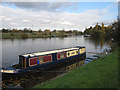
left=68, top=53, right=70, bottom=56
left=22, top=58, right=25, bottom=69
left=76, top=51, right=78, bottom=53
left=57, top=52, right=66, bottom=60
left=21, top=57, right=27, bottom=69
left=60, top=53, right=64, bottom=58
left=80, top=48, right=85, bottom=54
left=29, top=58, right=38, bottom=66
left=44, top=55, right=52, bottom=62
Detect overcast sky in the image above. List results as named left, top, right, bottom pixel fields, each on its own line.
left=0, top=1, right=118, bottom=31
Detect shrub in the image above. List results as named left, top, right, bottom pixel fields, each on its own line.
left=21, top=33, right=28, bottom=39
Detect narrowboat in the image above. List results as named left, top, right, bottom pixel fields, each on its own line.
left=83, top=34, right=91, bottom=37
left=1, top=46, right=86, bottom=77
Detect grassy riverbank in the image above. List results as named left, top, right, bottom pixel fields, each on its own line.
left=33, top=48, right=119, bottom=88
left=1, top=32, right=70, bottom=39
left=1, top=30, right=83, bottom=39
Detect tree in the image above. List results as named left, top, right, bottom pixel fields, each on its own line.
left=29, top=30, right=33, bottom=33
left=44, top=29, right=51, bottom=35
left=38, top=29, right=42, bottom=33
left=52, top=29, right=57, bottom=35
left=94, top=23, right=99, bottom=31
left=53, top=29, right=56, bottom=33
left=23, top=28, right=29, bottom=33
left=73, top=30, right=78, bottom=35
left=67, top=30, right=72, bottom=34
left=2, top=28, right=8, bottom=33
left=111, top=21, right=119, bottom=44
left=91, top=30, right=102, bottom=38
left=102, top=23, right=105, bottom=34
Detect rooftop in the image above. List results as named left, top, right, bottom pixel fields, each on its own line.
left=23, top=47, right=79, bottom=57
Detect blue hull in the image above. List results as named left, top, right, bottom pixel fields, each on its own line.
left=18, top=53, right=86, bottom=73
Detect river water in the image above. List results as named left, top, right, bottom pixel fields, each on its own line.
left=1, top=36, right=110, bottom=68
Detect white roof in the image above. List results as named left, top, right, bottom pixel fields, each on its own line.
left=23, top=54, right=34, bottom=57
left=23, top=47, right=79, bottom=57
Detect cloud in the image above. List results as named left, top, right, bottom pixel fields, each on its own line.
left=2, top=2, right=78, bottom=12
left=22, top=19, right=31, bottom=22
left=1, top=0, right=118, bottom=2
left=99, top=19, right=116, bottom=25
left=4, top=18, right=13, bottom=21
left=0, top=16, right=6, bottom=18
left=61, top=22, right=72, bottom=25
left=10, top=22, right=18, bottom=25
left=0, top=4, right=114, bottom=31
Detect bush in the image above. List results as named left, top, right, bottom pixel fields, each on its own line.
left=91, top=30, right=103, bottom=39
left=21, top=33, right=28, bottom=39
left=10, top=32, right=14, bottom=36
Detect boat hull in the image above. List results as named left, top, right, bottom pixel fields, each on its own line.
left=2, top=53, right=86, bottom=79
left=2, top=46, right=86, bottom=79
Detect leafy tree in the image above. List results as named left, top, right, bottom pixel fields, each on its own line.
left=94, top=23, right=99, bottom=31
left=102, top=23, right=105, bottom=34
left=44, top=29, right=51, bottom=35
left=2, top=28, right=8, bottom=33
left=67, top=30, right=72, bottom=34
left=29, top=30, right=33, bottom=33
left=53, top=29, right=57, bottom=33
left=111, top=20, right=119, bottom=45
left=23, top=28, right=29, bottom=33
left=38, top=29, right=42, bottom=33
left=91, top=30, right=102, bottom=38
left=73, top=30, right=78, bottom=35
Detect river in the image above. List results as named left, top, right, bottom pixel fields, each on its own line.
left=1, top=35, right=110, bottom=68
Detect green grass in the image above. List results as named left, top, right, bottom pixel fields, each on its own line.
left=1, top=32, right=69, bottom=39
left=2, top=33, right=22, bottom=39
left=33, top=49, right=118, bottom=88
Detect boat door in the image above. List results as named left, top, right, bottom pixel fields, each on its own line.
left=21, top=57, right=27, bottom=70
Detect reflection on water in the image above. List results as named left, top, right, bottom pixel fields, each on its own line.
left=84, top=37, right=111, bottom=51
left=1, top=36, right=110, bottom=67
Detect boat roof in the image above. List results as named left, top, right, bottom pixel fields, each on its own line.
left=23, top=47, right=79, bottom=57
